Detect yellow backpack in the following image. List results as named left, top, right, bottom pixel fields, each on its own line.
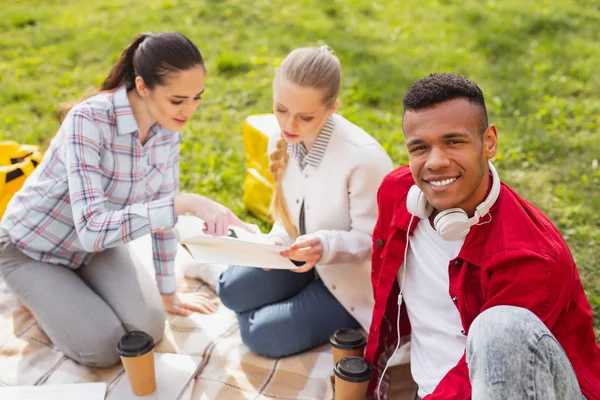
left=0, top=141, right=43, bottom=219
left=242, top=114, right=280, bottom=222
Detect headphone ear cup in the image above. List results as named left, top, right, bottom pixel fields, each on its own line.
left=407, top=185, right=433, bottom=219
left=433, top=208, right=471, bottom=241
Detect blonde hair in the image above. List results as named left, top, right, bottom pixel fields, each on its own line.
left=269, top=45, right=341, bottom=238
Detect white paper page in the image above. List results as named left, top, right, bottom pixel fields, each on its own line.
left=183, top=242, right=298, bottom=270
left=175, top=216, right=298, bottom=270
left=0, top=382, right=106, bottom=400
left=106, top=353, right=201, bottom=400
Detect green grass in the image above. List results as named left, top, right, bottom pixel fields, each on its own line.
left=1, top=0, right=598, bottom=337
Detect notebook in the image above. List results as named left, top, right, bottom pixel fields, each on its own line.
left=0, top=382, right=107, bottom=400
left=107, top=352, right=202, bottom=400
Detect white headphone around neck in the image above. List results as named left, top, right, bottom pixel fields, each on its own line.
left=406, top=160, right=500, bottom=241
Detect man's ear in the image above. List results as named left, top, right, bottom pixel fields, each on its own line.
left=483, top=124, right=498, bottom=159
left=135, top=76, right=147, bottom=97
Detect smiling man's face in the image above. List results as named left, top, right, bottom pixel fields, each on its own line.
left=403, top=98, right=498, bottom=218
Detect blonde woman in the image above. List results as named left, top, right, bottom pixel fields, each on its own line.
left=217, top=46, right=394, bottom=357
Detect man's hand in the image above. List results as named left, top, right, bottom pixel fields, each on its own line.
left=161, top=292, right=218, bottom=316
left=280, top=234, right=323, bottom=273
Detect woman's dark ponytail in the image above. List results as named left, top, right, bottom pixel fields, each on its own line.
left=100, top=32, right=152, bottom=91
left=56, top=31, right=204, bottom=123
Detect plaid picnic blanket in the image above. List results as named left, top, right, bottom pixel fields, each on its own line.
left=0, top=236, right=416, bottom=399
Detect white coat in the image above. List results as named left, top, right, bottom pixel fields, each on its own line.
left=267, top=113, right=394, bottom=331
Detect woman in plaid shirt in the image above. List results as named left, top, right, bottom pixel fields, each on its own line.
left=0, top=32, right=249, bottom=367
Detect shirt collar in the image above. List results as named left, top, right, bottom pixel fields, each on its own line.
left=287, top=115, right=335, bottom=170
left=112, top=87, right=139, bottom=135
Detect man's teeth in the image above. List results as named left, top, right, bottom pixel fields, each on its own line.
left=429, top=177, right=457, bottom=187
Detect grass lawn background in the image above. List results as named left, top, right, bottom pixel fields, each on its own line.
left=1, top=0, right=598, bottom=337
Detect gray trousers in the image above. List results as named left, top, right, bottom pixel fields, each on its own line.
left=0, top=242, right=165, bottom=367
left=411, top=306, right=584, bottom=400
left=467, top=305, right=584, bottom=400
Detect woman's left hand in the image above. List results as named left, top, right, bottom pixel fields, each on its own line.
left=280, top=234, right=323, bottom=273
left=161, top=291, right=219, bottom=316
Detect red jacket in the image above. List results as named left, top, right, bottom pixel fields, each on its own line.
left=365, top=165, right=600, bottom=400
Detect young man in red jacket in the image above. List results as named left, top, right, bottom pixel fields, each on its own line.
left=365, top=72, right=600, bottom=400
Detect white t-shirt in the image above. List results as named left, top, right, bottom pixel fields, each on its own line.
left=399, top=218, right=466, bottom=398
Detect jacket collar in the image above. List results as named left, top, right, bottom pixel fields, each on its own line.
left=287, top=116, right=335, bottom=170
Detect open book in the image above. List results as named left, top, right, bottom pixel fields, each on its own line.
left=174, top=215, right=299, bottom=270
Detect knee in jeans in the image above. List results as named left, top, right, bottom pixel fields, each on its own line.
left=217, top=273, right=242, bottom=312
left=241, top=332, right=285, bottom=358
left=468, top=305, right=540, bottom=347
left=238, top=315, right=288, bottom=358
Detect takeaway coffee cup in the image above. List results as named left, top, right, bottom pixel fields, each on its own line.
left=330, top=329, right=367, bottom=365
left=334, top=356, right=372, bottom=400
left=117, top=331, right=156, bottom=396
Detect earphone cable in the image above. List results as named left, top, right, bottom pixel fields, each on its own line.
left=376, top=214, right=415, bottom=400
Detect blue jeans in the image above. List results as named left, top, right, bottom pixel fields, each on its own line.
left=467, top=306, right=585, bottom=400
left=217, top=266, right=360, bottom=357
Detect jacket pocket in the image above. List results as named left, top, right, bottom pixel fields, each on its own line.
left=381, top=229, right=408, bottom=261
left=456, top=263, right=485, bottom=317
left=462, top=285, right=484, bottom=315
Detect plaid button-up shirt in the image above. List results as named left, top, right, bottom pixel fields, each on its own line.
left=1, top=87, right=180, bottom=294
